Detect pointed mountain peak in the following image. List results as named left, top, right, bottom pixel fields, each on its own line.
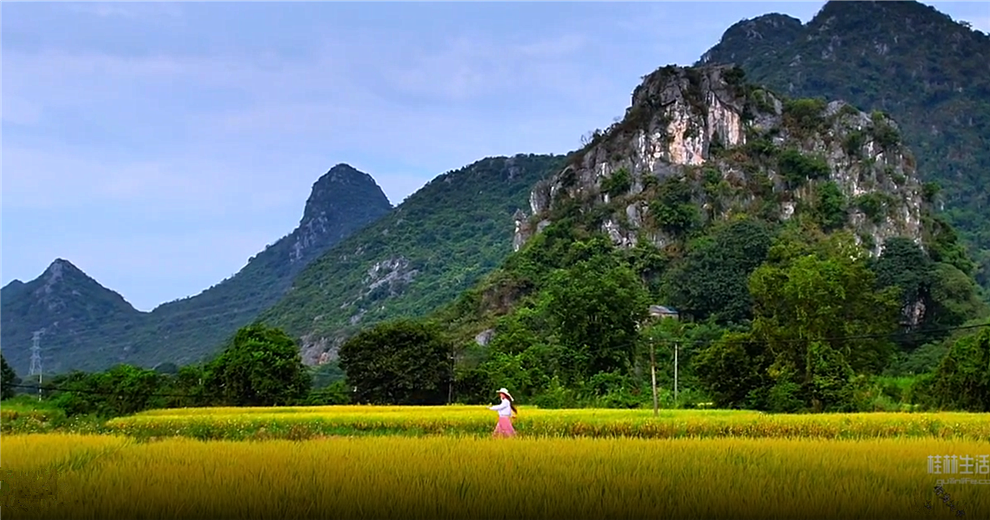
left=300, top=163, right=392, bottom=227
left=43, top=258, right=85, bottom=283
left=0, top=279, right=25, bottom=298
left=320, top=163, right=376, bottom=185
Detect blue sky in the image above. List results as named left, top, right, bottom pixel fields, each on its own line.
left=3, top=1, right=988, bottom=312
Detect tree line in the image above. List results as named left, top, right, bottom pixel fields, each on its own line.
left=3, top=218, right=987, bottom=418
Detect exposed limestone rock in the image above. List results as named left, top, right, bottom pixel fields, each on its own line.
left=514, top=64, right=925, bottom=257
left=475, top=328, right=495, bottom=347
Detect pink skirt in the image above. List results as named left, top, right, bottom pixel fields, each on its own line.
left=493, top=416, right=516, bottom=437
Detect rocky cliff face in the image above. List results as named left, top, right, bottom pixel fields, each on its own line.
left=514, top=65, right=925, bottom=256
left=289, top=164, right=393, bottom=264
left=696, top=0, right=990, bottom=290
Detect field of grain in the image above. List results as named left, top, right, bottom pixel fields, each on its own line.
left=2, top=432, right=987, bottom=520
left=103, top=405, right=990, bottom=441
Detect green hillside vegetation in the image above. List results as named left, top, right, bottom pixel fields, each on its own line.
left=4, top=70, right=987, bottom=414
left=259, top=154, right=565, bottom=358
left=404, top=65, right=990, bottom=412
left=698, top=0, right=990, bottom=293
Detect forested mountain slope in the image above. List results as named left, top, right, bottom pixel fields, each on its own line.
left=260, top=154, right=565, bottom=365
left=417, top=64, right=987, bottom=409
left=698, top=0, right=990, bottom=290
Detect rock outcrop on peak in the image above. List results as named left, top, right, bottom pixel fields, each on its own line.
left=515, top=65, right=925, bottom=257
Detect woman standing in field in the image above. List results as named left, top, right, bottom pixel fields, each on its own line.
left=489, top=387, right=518, bottom=438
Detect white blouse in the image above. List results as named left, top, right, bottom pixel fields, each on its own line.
left=489, top=398, right=513, bottom=417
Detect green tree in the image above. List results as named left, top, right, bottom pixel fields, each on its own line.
left=205, top=323, right=311, bottom=407
left=873, top=237, right=932, bottom=313
left=544, top=252, right=649, bottom=383
left=928, top=328, right=990, bottom=412
left=1, top=354, right=20, bottom=400
left=873, top=237, right=987, bottom=348
left=649, top=177, right=698, bottom=236
left=338, top=320, right=453, bottom=405
left=928, top=263, right=989, bottom=329
left=747, top=233, right=901, bottom=411
left=694, top=331, right=770, bottom=409
left=49, top=364, right=168, bottom=418
left=815, top=181, right=848, bottom=231
left=666, top=218, right=773, bottom=324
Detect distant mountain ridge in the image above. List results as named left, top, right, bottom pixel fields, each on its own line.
left=698, top=0, right=990, bottom=290
left=1, top=164, right=392, bottom=375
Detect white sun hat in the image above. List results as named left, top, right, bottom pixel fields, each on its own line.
left=497, top=388, right=514, bottom=401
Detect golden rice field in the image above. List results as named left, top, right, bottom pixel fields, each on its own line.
left=2, top=433, right=988, bottom=520
left=101, top=405, right=990, bottom=441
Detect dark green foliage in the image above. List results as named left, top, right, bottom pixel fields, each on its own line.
left=816, top=181, right=848, bottom=231
left=777, top=148, right=830, bottom=188
left=723, top=65, right=746, bottom=87
left=205, top=323, right=311, bottom=407
left=694, top=331, right=769, bottom=409
left=874, top=237, right=986, bottom=349
left=665, top=219, right=773, bottom=324
left=601, top=167, right=632, bottom=197
left=922, top=181, right=941, bottom=204
left=544, top=250, right=649, bottom=379
left=699, top=0, right=990, bottom=294
left=870, top=111, right=901, bottom=150
left=782, top=98, right=827, bottom=135
left=743, top=137, right=777, bottom=158
left=153, top=362, right=179, bottom=375
left=649, top=177, right=698, bottom=235
left=923, top=214, right=976, bottom=275
left=301, top=380, right=352, bottom=405
left=47, top=365, right=169, bottom=418
left=309, top=361, right=346, bottom=390
left=338, top=320, right=453, bottom=405
left=698, top=233, right=903, bottom=412
left=1, top=354, right=20, bottom=400
left=854, top=192, right=893, bottom=224
left=874, top=238, right=930, bottom=316
left=927, top=328, right=990, bottom=412
left=843, top=131, right=865, bottom=157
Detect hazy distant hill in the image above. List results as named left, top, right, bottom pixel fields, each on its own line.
left=1, top=164, right=392, bottom=374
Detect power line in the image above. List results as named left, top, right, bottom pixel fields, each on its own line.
left=645, top=323, right=989, bottom=348
left=5, top=323, right=986, bottom=404
left=8, top=382, right=214, bottom=400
